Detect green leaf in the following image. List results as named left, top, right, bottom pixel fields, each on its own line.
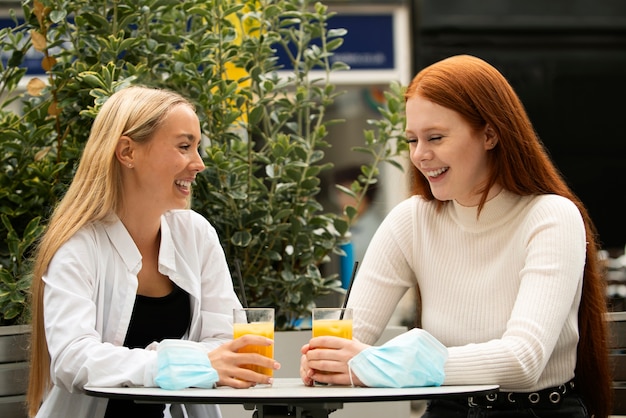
left=231, top=230, right=252, bottom=247
left=345, top=205, right=358, bottom=222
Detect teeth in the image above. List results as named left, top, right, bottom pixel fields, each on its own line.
left=175, top=180, right=191, bottom=188
left=426, top=167, right=448, bottom=177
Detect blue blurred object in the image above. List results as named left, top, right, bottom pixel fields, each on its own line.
left=339, top=241, right=355, bottom=290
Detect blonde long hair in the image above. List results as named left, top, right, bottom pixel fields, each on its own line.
left=405, top=55, right=611, bottom=418
left=27, top=86, right=195, bottom=416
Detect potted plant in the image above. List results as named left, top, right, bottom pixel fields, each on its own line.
left=0, top=0, right=406, bottom=330
left=2, top=2, right=407, bottom=414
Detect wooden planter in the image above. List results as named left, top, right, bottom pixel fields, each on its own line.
left=0, top=325, right=30, bottom=418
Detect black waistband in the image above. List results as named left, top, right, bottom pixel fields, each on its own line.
left=467, top=380, right=576, bottom=409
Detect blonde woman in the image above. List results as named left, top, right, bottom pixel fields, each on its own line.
left=27, top=86, right=279, bottom=418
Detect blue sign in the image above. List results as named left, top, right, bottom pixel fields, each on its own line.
left=2, top=12, right=396, bottom=75
left=330, top=14, right=395, bottom=70
left=275, top=13, right=395, bottom=71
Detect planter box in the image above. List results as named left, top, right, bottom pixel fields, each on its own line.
left=219, top=325, right=411, bottom=418
left=0, top=325, right=30, bottom=418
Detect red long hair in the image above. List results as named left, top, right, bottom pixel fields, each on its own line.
left=405, top=55, right=611, bottom=418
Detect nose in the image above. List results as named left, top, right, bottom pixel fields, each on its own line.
left=192, top=148, right=206, bottom=173
left=410, top=140, right=432, bottom=167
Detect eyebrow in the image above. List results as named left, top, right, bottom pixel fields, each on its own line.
left=406, top=125, right=447, bottom=135
left=177, top=133, right=200, bottom=143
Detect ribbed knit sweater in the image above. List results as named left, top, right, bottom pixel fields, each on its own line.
left=346, top=189, right=586, bottom=392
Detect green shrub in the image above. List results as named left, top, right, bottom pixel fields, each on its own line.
left=0, top=0, right=406, bottom=328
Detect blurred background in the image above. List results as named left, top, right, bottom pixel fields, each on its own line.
left=2, top=0, right=625, bottom=307
left=313, top=0, right=626, bottom=315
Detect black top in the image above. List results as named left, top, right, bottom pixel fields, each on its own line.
left=104, top=284, right=191, bottom=418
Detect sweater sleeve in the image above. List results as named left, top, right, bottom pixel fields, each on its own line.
left=347, top=198, right=420, bottom=345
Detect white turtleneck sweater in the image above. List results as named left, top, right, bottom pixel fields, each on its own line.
left=346, top=189, right=586, bottom=392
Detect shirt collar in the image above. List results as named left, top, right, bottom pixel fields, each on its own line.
left=158, top=215, right=177, bottom=274
left=102, top=214, right=177, bottom=274
left=103, top=215, right=142, bottom=275
left=449, top=189, right=523, bottom=232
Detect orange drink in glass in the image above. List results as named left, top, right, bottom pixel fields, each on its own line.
left=233, top=308, right=275, bottom=378
left=312, top=317, right=353, bottom=339
left=311, top=307, right=353, bottom=383
left=312, top=307, right=353, bottom=339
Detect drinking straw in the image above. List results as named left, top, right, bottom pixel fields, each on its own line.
left=340, top=260, right=359, bottom=319
left=234, top=259, right=249, bottom=308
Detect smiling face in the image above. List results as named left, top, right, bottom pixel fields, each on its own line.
left=119, top=104, right=205, bottom=216
left=405, top=95, right=500, bottom=207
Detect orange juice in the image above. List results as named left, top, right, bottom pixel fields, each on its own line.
left=233, top=321, right=274, bottom=376
left=311, top=313, right=352, bottom=381
left=312, top=319, right=353, bottom=339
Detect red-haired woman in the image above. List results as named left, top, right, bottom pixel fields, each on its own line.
left=300, top=55, right=611, bottom=418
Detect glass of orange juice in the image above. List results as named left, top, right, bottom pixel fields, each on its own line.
left=312, top=307, right=353, bottom=339
left=233, top=308, right=275, bottom=381
left=311, top=307, right=353, bottom=384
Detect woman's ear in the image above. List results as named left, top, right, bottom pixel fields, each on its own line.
left=484, top=125, right=498, bottom=150
left=115, top=136, right=135, bottom=168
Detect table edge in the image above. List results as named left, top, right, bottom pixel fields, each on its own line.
left=84, top=383, right=500, bottom=405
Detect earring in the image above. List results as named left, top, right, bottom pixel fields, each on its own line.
left=128, top=163, right=133, bottom=168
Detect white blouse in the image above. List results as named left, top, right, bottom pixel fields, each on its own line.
left=37, top=209, right=241, bottom=418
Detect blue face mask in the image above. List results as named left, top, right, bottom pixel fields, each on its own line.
left=154, top=339, right=219, bottom=390
left=347, top=328, right=448, bottom=388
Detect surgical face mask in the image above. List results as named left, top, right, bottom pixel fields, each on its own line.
left=154, top=339, right=218, bottom=390
left=348, top=328, right=448, bottom=388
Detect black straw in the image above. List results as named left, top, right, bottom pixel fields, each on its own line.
left=340, top=260, right=359, bottom=318
left=234, top=259, right=248, bottom=308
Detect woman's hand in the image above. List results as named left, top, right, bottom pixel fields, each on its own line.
left=300, top=336, right=369, bottom=386
left=209, top=335, right=280, bottom=388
